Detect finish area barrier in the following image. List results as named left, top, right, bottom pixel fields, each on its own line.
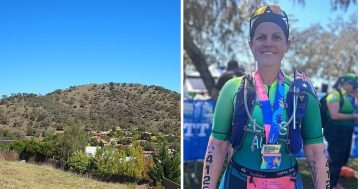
left=183, top=99, right=358, bottom=161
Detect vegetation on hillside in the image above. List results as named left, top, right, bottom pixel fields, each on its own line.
left=0, top=83, right=180, bottom=139
left=0, top=83, right=181, bottom=186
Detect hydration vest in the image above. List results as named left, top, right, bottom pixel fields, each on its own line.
left=230, top=71, right=318, bottom=154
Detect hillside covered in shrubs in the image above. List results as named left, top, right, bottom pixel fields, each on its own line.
left=0, top=83, right=180, bottom=139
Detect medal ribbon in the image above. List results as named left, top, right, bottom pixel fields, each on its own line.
left=253, top=70, right=285, bottom=144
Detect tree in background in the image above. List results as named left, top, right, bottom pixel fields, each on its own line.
left=184, top=0, right=357, bottom=94
left=127, top=143, right=148, bottom=180
left=92, top=144, right=148, bottom=181
left=184, top=0, right=261, bottom=93
left=67, top=150, right=92, bottom=174
left=286, top=15, right=357, bottom=82
left=93, top=146, right=120, bottom=179
left=148, top=142, right=180, bottom=185
left=53, top=119, right=86, bottom=167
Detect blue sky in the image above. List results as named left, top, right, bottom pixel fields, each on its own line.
left=280, top=0, right=357, bottom=29
left=0, top=0, right=180, bottom=97
left=0, top=1, right=357, bottom=97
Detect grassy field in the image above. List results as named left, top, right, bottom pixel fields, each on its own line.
left=0, top=159, right=148, bottom=189
left=184, top=158, right=358, bottom=189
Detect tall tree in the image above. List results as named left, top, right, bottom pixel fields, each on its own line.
left=330, top=0, right=357, bottom=10
left=184, top=0, right=263, bottom=93
left=54, top=119, right=86, bottom=166
left=184, top=0, right=357, bottom=94
left=148, top=142, right=181, bottom=184
left=286, top=15, right=357, bottom=83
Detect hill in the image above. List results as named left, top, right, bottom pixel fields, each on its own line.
left=0, top=83, right=180, bottom=139
left=0, top=159, right=147, bottom=189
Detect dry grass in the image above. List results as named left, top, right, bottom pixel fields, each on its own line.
left=0, top=159, right=147, bottom=189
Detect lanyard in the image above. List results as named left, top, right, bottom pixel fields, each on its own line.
left=253, top=70, right=285, bottom=144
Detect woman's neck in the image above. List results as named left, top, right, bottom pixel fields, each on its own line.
left=257, top=66, right=280, bottom=85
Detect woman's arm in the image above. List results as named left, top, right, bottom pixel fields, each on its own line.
left=327, top=102, right=357, bottom=120
left=303, top=143, right=330, bottom=189
left=201, top=77, right=240, bottom=189
left=201, top=136, right=230, bottom=189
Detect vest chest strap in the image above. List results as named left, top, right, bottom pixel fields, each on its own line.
left=244, top=127, right=290, bottom=144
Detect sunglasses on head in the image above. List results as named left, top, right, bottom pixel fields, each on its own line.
left=251, top=5, right=287, bottom=19
left=249, top=5, right=289, bottom=35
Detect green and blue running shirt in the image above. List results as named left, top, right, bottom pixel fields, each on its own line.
left=212, top=75, right=323, bottom=179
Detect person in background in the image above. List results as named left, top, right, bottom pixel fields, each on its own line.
left=202, top=5, right=329, bottom=189
left=351, top=87, right=357, bottom=157
left=211, top=60, right=244, bottom=99
left=211, top=60, right=245, bottom=160
left=324, top=73, right=358, bottom=189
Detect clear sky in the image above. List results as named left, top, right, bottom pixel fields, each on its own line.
left=0, top=0, right=180, bottom=97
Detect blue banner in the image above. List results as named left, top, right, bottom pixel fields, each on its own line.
left=183, top=99, right=357, bottom=160
left=183, top=99, right=215, bottom=161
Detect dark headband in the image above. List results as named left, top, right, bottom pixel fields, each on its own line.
left=250, top=9, right=289, bottom=40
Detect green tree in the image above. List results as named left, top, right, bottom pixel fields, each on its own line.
left=9, top=140, right=26, bottom=155
left=67, top=150, right=92, bottom=174
left=39, top=141, right=55, bottom=158
left=286, top=16, right=357, bottom=82
left=150, top=136, right=158, bottom=142
left=184, top=0, right=264, bottom=93
left=148, top=142, right=180, bottom=185
left=93, top=146, right=122, bottom=179
left=128, top=143, right=148, bottom=179
left=184, top=0, right=356, bottom=94
left=54, top=119, right=86, bottom=166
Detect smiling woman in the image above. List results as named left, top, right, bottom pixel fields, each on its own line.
left=249, top=22, right=290, bottom=71
left=201, top=5, right=330, bottom=189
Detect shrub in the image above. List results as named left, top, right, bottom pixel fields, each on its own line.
left=92, top=145, right=148, bottom=181
left=93, top=146, right=120, bottom=179
left=143, top=141, right=154, bottom=151
left=9, top=140, right=27, bottom=155
left=150, top=136, right=157, bottom=142
left=0, top=144, right=10, bottom=151
left=127, top=143, right=148, bottom=179
left=9, top=139, right=44, bottom=162
left=67, top=150, right=92, bottom=174
left=148, top=142, right=180, bottom=184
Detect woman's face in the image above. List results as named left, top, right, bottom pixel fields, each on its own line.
left=343, top=82, right=355, bottom=94
left=249, top=22, right=290, bottom=68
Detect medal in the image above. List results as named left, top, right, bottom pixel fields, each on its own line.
left=253, top=71, right=285, bottom=170
left=260, top=144, right=281, bottom=169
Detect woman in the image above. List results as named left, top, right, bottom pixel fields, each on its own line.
left=324, top=74, right=357, bottom=189
left=201, top=5, right=329, bottom=189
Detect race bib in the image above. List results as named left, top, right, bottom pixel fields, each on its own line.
left=247, top=176, right=295, bottom=189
